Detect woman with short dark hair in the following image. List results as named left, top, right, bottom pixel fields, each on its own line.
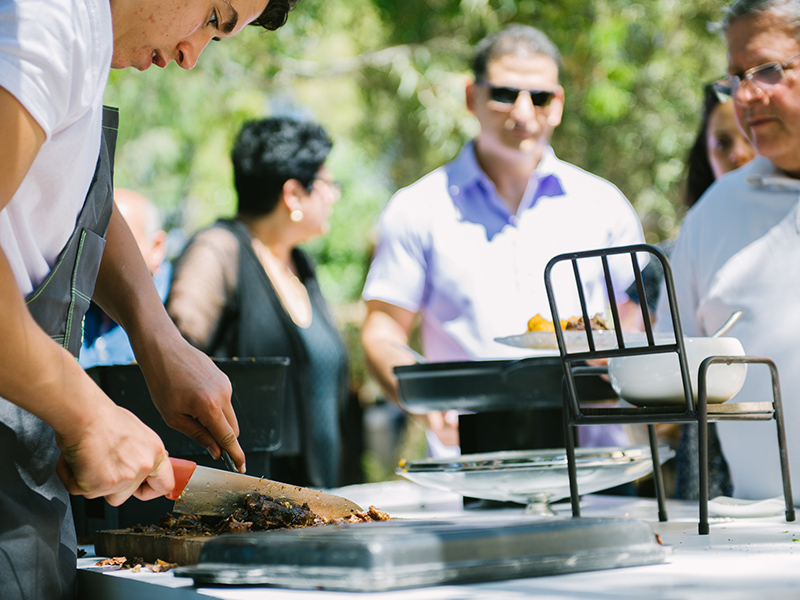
left=167, top=116, right=349, bottom=489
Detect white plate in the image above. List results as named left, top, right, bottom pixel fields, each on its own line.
left=707, top=496, right=786, bottom=518
left=496, top=330, right=669, bottom=352
left=396, top=445, right=675, bottom=506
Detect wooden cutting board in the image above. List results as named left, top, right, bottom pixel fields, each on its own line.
left=94, top=529, right=214, bottom=565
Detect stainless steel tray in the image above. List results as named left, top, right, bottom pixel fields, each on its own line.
left=397, top=445, right=675, bottom=509
left=175, top=517, right=667, bottom=591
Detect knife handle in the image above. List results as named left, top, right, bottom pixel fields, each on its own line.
left=166, top=457, right=197, bottom=500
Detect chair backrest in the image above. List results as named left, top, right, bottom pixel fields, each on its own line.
left=543, top=244, right=695, bottom=415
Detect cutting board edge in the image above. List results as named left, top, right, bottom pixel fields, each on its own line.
left=94, top=529, right=213, bottom=566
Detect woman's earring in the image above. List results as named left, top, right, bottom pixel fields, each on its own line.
left=290, top=210, right=304, bottom=222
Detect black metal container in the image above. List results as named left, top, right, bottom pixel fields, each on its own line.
left=394, top=356, right=615, bottom=414
left=73, top=357, right=288, bottom=538
left=394, top=356, right=617, bottom=454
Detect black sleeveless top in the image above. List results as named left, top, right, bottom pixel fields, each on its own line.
left=190, top=219, right=349, bottom=489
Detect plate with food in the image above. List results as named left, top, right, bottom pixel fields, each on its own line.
left=496, top=313, right=636, bottom=351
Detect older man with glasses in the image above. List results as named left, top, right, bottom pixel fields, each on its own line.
left=655, top=0, right=800, bottom=502
left=361, top=24, right=645, bottom=462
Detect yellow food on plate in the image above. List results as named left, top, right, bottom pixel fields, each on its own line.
left=527, top=314, right=565, bottom=332
left=526, top=313, right=611, bottom=333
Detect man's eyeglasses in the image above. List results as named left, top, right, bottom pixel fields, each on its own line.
left=721, top=52, right=800, bottom=97
left=709, top=80, right=732, bottom=103
left=477, top=81, right=555, bottom=108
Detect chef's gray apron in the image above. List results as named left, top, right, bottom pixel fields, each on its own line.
left=0, top=106, right=117, bottom=600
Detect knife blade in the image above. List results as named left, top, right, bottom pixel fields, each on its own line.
left=167, top=457, right=363, bottom=520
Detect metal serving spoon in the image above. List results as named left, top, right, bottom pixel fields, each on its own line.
left=711, top=310, right=744, bottom=338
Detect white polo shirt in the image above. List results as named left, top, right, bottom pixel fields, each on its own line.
left=656, top=155, right=800, bottom=500
left=364, top=143, right=646, bottom=361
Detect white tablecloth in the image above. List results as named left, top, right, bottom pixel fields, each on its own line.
left=77, top=481, right=800, bottom=600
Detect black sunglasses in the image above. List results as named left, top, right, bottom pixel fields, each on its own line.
left=478, top=81, right=555, bottom=107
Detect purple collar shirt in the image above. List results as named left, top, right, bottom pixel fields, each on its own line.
left=363, top=142, right=645, bottom=362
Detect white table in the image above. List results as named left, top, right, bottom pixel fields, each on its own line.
left=77, top=481, right=800, bottom=600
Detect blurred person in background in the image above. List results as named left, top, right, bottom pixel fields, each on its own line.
left=0, top=0, right=298, bottom=597
left=360, top=24, right=645, bottom=459
left=632, top=82, right=756, bottom=501
left=686, top=83, right=759, bottom=207
left=80, top=188, right=171, bottom=368
left=167, top=116, right=350, bottom=490
left=655, top=0, right=800, bottom=501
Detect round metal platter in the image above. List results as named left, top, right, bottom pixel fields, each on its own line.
left=396, top=445, right=675, bottom=505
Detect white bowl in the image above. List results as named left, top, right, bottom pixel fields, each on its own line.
left=607, top=336, right=747, bottom=407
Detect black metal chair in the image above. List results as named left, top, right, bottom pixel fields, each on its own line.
left=543, top=243, right=795, bottom=534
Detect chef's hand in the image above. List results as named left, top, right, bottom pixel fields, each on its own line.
left=139, top=335, right=246, bottom=473
left=56, top=400, right=174, bottom=506
left=426, top=410, right=460, bottom=448
left=91, top=206, right=245, bottom=473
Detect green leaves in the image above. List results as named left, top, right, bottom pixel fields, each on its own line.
left=104, top=0, right=731, bottom=302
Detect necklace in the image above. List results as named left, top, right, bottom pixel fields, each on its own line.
left=251, top=239, right=312, bottom=328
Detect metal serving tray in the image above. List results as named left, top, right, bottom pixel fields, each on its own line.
left=394, top=356, right=615, bottom=414
left=396, top=445, right=675, bottom=508
left=175, top=516, right=667, bottom=591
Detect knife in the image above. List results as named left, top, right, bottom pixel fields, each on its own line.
left=166, top=457, right=363, bottom=520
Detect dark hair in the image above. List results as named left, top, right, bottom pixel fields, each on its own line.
left=723, top=0, right=800, bottom=33
left=232, top=116, right=333, bottom=217
left=472, top=24, right=562, bottom=82
left=684, top=84, right=725, bottom=208
left=684, top=84, right=734, bottom=208
left=249, top=0, right=299, bottom=31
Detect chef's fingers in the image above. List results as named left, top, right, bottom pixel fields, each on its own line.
left=56, top=453, right=119, bottom=499
left=218, top=402, right=245, bottom=472
left=204, top=419, right=246, bottom=474
left=221, top=399, right=240, bottom=443
left=56, top=454, right=83, bottom=495
left=104, top=452, right=173, bottom=506
left=170, top=412, right=246, bottom=474
left=132, top=451, right=175, bottom=502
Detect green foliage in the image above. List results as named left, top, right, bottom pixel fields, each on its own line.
left=104, top=0, right=733, bottom=386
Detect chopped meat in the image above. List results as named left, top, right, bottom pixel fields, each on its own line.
left=340, top=506, right=391, bottom=523
left=563, top=314, right=611, bottom=331
left=95, top=556, right=178, bottom=572
left=105, top=497, right=393, bottom=572
left=208, top=493, right=325, bottom=534
left=151, top=558, right=179, bottom=572
left=126, top=494, right=389, bottom=538
left=95, top=556, right=127, bottom=568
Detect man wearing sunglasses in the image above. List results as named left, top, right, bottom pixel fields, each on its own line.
left=656, top=0, right=800, bottom=503
left=362, top=25, right=645, bottom=459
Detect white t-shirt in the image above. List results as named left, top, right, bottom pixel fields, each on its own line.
left=0, top=0, right=112, bottom=295
left=656, top=155, right=800, bottom=500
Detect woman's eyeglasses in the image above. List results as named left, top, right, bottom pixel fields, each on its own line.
left=309, top=177, right=343, bottom=196
left=477, top=81, right=555, bottom=108
left=721, top=52, right=800, bottom=97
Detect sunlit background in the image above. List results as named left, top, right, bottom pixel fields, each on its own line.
left=104, top=0, right=733, bottom=478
